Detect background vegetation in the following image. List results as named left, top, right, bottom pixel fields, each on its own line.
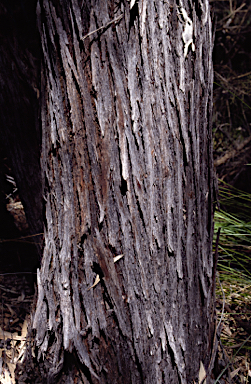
left=211, top=1, right=251, bottom=381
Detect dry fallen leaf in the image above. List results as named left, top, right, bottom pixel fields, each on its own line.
left=199, top=361, right=207, bottom=384
left=16, top=319, right=28, bottom=363
left=87, top=274, right=100, bottom=291
left=88, top=254, right=124, bottom=290
left=230, top=367, right=241, bottom=379
left=0, top=327, right=26, bottom=342
left=6, top=362, right=15, bottom=383
left=0, top=368, right=12, bottom=384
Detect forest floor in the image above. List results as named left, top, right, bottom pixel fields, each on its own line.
left=0, top=251, right=251, bottom=383
left=215, top=278, right=251, bottom=383
left=0, top=272, right=33, bottom=384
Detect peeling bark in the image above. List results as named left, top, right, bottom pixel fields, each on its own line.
left=32, top=0, right=215, bottom=383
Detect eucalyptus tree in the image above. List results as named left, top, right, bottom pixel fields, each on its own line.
left=2, top=0, right=217, bottom=383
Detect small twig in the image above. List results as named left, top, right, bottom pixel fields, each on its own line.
left=81, top=14, right=123, bottom=41
left=0, top=286, right=19, bottom=295
left=217, top=272, right=225, bottom=334
left=230, top=70, right=251, bottom=80
left=0, top=272, right=36, bottom=276
left=214, top=136, right=251, bottom=167
left=219, top=2, right=246, bottom=25
left=0, top=232, right=44, bottom=244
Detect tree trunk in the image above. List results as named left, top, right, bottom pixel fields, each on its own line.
left=31, top=0, right=216, bottom=383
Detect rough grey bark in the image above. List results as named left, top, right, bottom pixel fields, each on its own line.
left=32, top=0, right=216, bottom=383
